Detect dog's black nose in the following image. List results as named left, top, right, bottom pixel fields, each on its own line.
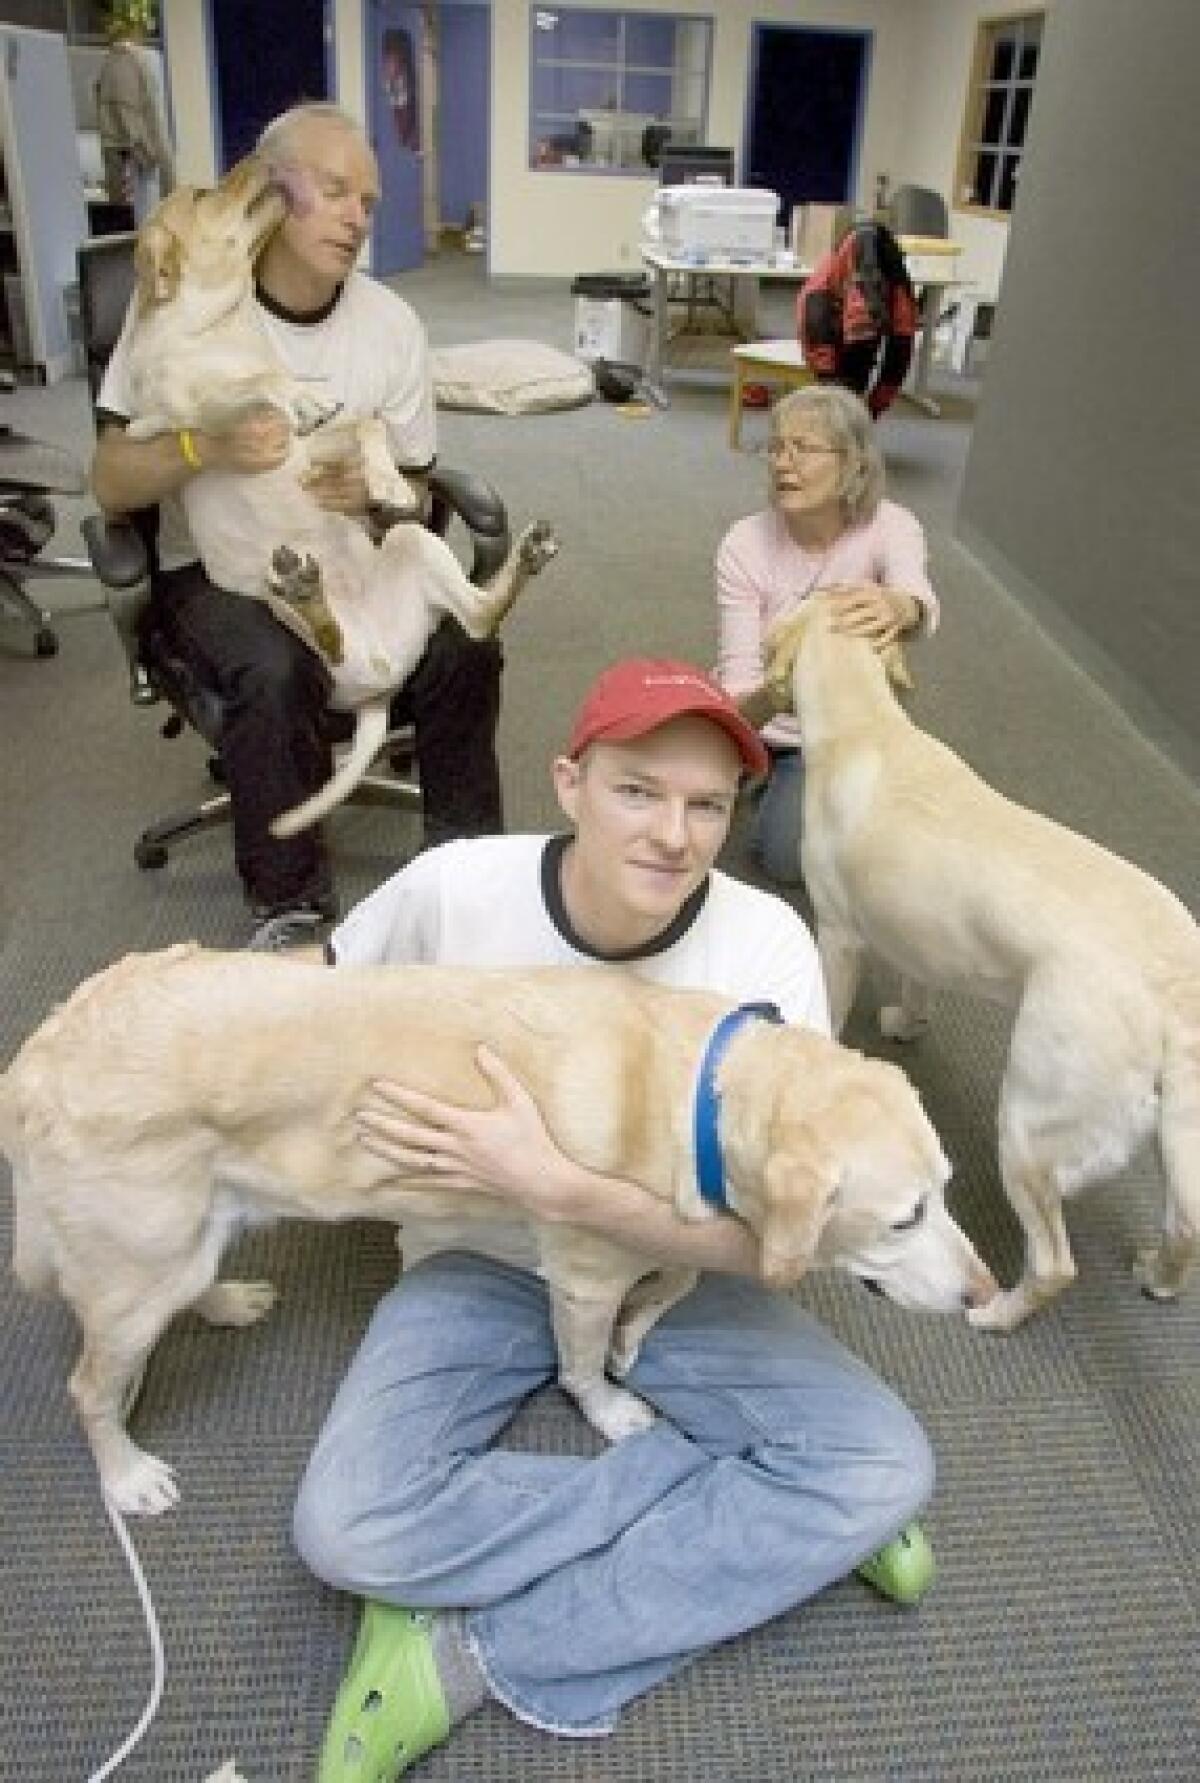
left=862, top=1278, right=885, bottom=1298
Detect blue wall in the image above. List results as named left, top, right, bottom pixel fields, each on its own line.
left=439, top=3, right=489, bottom=227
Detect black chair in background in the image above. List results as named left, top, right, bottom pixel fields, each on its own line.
left=0, top=361, right=102, bottom=660
left=889, top=184, right=950, bottom=239
left=76, top=232, right=511, bottom=873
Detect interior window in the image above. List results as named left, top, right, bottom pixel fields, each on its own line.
left=956, top=11, right=1043, bottom=216
left=529, top=7, right=712, bottom=175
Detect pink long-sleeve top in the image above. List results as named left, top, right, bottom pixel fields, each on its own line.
left=715, top=498, right=939, bottom=748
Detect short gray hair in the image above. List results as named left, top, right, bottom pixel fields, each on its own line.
left=256, top=102, right=368, bottom=164
left=770, top=384, right=885, bottom=526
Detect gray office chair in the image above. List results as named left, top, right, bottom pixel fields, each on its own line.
left=889, top=184, right=950, bottom=239
left=76, top=232, right=511, bottom=873
left=0, top=373, right=94, bottom=658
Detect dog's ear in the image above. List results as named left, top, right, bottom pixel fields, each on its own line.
left=134, top=196, right=191, bottom=312
left=763, top=607, right=819, bottom=711
left=757, top=1139, right=841, bottom=1288
left=879, top=641, right=915, bottom=693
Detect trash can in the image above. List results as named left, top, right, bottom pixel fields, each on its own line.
left=570, top=271, right=652, bottom=366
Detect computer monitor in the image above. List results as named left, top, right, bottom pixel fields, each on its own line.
left=659, top=145, right=735, bottom=187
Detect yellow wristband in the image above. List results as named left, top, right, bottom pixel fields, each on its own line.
left=177, top=428, right=202, bottom=471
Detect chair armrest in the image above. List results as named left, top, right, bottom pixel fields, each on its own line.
left=81, top=512, right=150, bottom=588
left=429, top=464, right=511, bottom=586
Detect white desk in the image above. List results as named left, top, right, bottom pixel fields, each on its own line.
left=896, top=241, right=971, bottom=417
left=640, top=246, right=810, bottom=393
left=641, top=242, right=969, bottom=415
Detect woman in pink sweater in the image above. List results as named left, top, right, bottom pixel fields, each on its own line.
left=716, top=384, right=939, bottom=884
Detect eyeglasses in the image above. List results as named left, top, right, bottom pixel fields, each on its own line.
left=767, top=436, right=841, bottom=461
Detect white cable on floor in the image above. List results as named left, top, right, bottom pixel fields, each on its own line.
left=86, top=1493, right=166, bottom=1783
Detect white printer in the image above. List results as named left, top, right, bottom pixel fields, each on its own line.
left=643, top=186, right=780, bottom=259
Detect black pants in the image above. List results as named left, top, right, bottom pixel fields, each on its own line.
left=149, top=563, right=504, bottom=909
left=824, top=338, right=880, bottom=396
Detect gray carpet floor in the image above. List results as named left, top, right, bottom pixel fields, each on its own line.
left=1, top=253, right=1198, bottom=1781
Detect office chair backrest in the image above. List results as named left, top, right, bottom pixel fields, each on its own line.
left=889, top=184, right=949, bottom=239
left=77, top=231, right=137, bottom=404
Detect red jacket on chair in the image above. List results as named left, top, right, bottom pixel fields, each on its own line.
left=797, top=223, right=919, bottom=417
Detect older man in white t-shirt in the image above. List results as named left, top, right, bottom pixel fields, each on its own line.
left=90, top=103, right=504, bottom=940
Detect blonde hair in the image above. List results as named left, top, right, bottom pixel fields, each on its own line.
left=256, top=102, right=369, bottom=165
left=770, top=384, right=885, bottom=526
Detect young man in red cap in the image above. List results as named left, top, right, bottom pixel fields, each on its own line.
left=296, top=658, right=935, bottom=1780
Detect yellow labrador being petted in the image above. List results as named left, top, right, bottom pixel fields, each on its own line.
left=767, top=597, right=1200, bottom=1330
left=4, top=947, right=994, bottom=1515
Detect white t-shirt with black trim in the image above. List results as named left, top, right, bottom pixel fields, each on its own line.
left=97, top=271, right=436, bottom=574
left=331, top=835, right=831, bottom=1273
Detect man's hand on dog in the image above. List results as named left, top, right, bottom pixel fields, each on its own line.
left=197, top=405, right=292, bottom=476
left=356, top=1048, right=582, bottom=1215
left=299, top=454, right=371, bottom=518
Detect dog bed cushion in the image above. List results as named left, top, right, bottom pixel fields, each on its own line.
left=431, top=339, right=595, bottom=415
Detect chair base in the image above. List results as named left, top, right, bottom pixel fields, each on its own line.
left=134, top=742, right=422, bottom=871
left=0, top=571, right=58, bottom=656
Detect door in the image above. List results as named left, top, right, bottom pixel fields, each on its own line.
left=210, top=0, right=330, bottom=169
left=438, top=3, right=489, bottom=234
left=367, top=0, right=425, bottom=275
left=745, top=25, right=871, bottom=219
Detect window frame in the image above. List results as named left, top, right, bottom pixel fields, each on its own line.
left=528, top=6, right=713, bottom=178
left=954, top=8, right=1044, bottom=220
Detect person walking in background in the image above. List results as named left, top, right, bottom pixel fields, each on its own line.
left=798, top=221, right=918, bottom=420
left=95, top=1, right=175, bottom=225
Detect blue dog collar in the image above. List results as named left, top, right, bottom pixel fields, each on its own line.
left=693, top=1002, right=784, bottom=1210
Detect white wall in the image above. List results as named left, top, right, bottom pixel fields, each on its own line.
left=901, top=0, right=1056, bottom=302
left=161, top=0, right=216, bottom=185
left=159, top=0, right=1035, bottom=295
left=490, top=0, right=925, bottom=279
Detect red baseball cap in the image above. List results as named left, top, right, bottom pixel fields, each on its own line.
left=566, top=658, right=769, bottom=778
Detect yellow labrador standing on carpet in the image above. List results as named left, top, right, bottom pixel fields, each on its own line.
left=4, top=948, right=994, bottom=1515
left=767, top=598, right=1200, bottom=1329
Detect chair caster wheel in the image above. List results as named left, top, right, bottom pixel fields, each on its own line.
left=34, top=627, right=58, bottom=657
left=135, top=840, right=169, bottom=870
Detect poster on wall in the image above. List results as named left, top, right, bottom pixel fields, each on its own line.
left=381, top=25, right=419, bottom=151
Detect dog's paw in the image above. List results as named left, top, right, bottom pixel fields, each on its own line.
left=104, top=1447, right=180, bottom=1517
left=879, top=1005, right=929, bottom=1043
left=516, top=520, right=561, bottom=575
left=267, top=547, right=344, bottom=663
left=966, top=1286, right=1034, bottom=1333
left=290, top=391, right=343, bottom=435
left=568, top=1379, right=657, bottom=1442
left=195, top=1279, right=278, bottom=1327
left=1131, top=1244, right=1184, bottom=1301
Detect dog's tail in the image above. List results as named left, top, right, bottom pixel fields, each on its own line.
left=270, top=698, right=390, bottom=839
left=10, top=1171, right=57, bottom=1296
left=1158, top=973, right=1200, bottom=1277
left=1, top=1074, right=58, bottom=1296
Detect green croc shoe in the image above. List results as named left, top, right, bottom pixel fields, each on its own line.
left=855, top=1522, right=936, bottom=1607
left=318, top=1601, right=451, bottom=1782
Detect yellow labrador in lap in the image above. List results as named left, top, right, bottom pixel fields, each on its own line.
left=767, top=597, right=1200, bottom=1330
left=121, top=155, right=559, bottom=836
left=4, top=947, right=994, bottom=1516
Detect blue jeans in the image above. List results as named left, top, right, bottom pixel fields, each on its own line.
left=293, top=1253, right=933, bottom=1736
left=754, top=748, right=806, bottom=886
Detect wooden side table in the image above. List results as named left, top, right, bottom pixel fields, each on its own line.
left=728, top=341, right=814, bottom=448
